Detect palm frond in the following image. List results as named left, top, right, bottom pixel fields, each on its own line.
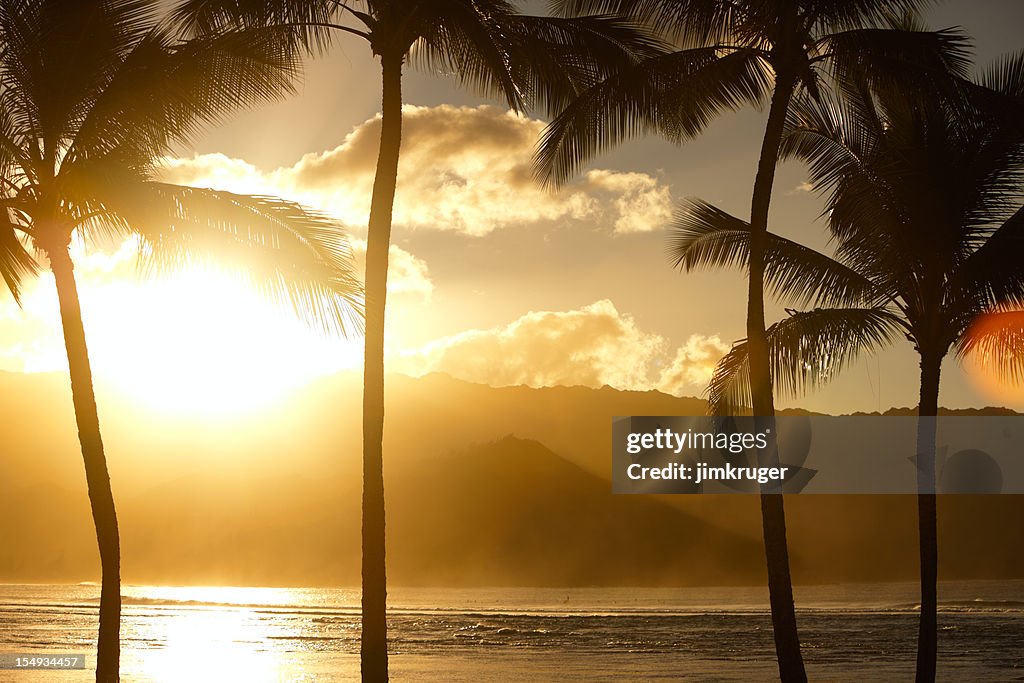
left=410, top=0, right=532, bottom=111
left=806, top=0, right=936, bottom=33
left=980, top=50, right=1024, bottom=99
left=494, top=14, right=669, bottom=113
left=708, top=306, right=904, bottom=415
left=781, top=86, right=927, bottom=301
left=95, top=181, right=364, bottom=336
left=952, top=205, right=1024, bottom=310
left=822, top=26, right=973, bottom=95
left=171, top=0, right=342, bottom=54
left=970, top=51, right=1024, bottom=135
left=550, top=0, right=741, bottom=48
left=668, top=198, right=880, bottom=307
left=781, top=87, right=882, bottom=191
left=0, top=1, right=152, bottom=173
left=535, top=46, right=770, bottom=186
left=956, top=310, right=1024, bottom=385
left=64, top=25, right=303, bottom=168
left=0, top=214, right=38, bottom=305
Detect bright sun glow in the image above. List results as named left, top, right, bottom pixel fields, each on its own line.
left=0, top=239, right=365, bottom=417
left=127, top=586, right=299, bottom=683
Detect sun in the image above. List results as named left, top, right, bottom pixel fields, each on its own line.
left=87, top=262, right=364, bottom=417
left=2, top=238, right=364, bottom=417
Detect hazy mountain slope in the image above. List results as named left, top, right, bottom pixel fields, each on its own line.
left=1, top=370, right=1022, bottom=585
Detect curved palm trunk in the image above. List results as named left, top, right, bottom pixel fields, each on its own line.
left=748, top=74, right=806, bottom=682
left=47, top=245, right=121, bottom=683
left=914, top=352, right=941, bottom=682
left=360, top=50, right=404, bottom=683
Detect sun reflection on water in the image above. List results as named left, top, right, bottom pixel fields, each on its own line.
left=124, top=586, right=314, bottom=683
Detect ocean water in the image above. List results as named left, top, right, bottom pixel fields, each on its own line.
left=1, top=582, right=1022, bottom=681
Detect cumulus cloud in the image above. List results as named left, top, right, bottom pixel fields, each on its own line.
left=349, top=240, right=433, bottom=299
left=160, top=154, right=274, bottom=196
left=584, top=170, right=673, bottom=233
left=160, top=154, right=434, bottom=300
left=394, top=300, right=728, bottom=395
left=656, top=334, right=732, bottom=396
left=395, top=300, right=664, bottom=390
left=159, top=105, right=673, bottom=237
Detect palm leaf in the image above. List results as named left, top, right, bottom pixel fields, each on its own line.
left=552, top=0, right=742, bottom=48
left=952, top=206, right=1024, bottom=311
left=535, top=46, right=771, bottom=186
left=65, top=25, right=303, bottom=169
left=89, top=179, right=364, bottom=336
left=0, top=214, right=38, bottom=304
left=410, top=0, right=532, bottom=111
left=171, top=0, right=342, bottom=53
left=708, top=306, right=905, bottom=414
left=668, top=198, right=880, bottom=307
left=956, top=310, right=1024, bottom=386
left=822, top=25, right=973, bottom=95
left=981, top=50, right=1024, bottom=100
left=493, top=14, right=668, bottom=113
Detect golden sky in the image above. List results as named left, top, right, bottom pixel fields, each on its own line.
left=1, top=0, right=1022, bottom=415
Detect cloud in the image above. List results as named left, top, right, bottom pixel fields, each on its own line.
left=159, top=105, right=673, bottom=237
left=349, top=240, right=433, bottom=299
left=160, top=154, right=273, bottom=196
left=790, top=181, right=815, bottom=194
left=394, top=300, right=665, bottom=390
left=161, top=154, right=435, bottom=301
left=584, top=170, right=674, bottom=233
left=656, top=334, right=732, bottom=396
left=394, top=300, right=729, bottom=395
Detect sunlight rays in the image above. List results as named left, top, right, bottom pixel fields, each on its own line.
left=0, top=239, right=364, bottom=417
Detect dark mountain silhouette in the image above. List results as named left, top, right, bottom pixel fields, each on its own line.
left=1, top=370, right=1022, bottom=586
left=388, top=436, right=762, bottom=586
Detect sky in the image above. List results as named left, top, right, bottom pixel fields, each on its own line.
left=1, top=0, right=1022, bottom=415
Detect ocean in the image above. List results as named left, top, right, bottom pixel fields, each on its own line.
left=1, top=581, right=1022, bottom=681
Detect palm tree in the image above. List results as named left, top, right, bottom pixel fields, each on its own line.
left=670, top=58, right=1024, bottom=681
left=171, top=1, right=659, bottom=679
left=0, top=2, right=363, bottom=680
left=535, top=2, right=971, bottom=678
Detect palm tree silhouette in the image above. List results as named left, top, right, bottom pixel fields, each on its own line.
left=671, top=58, right=1024, bottom=681
left=536, top=3, right=969, bottom=678
left=0, top=2, right=362, bottom=680
left=172, top=1, right=658, bottom=679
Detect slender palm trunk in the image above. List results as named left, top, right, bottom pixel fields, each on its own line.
left=361, top=50, right=404, bottom=683
left=748, top=72, right=806, bottom=682
left=914, top=352, right=941, bottom=682
left=47, top=245, right=121, bottom=683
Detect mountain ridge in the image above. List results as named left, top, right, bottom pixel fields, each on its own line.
left=1, top=370, right=1022, bottom=586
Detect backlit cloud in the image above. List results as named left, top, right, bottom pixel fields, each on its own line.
left=584, top=170, right=673, bottom=233
left=656, top=334, right=732, bottom=396
left=395, top=300, right=664, bottom=390
left=394, top=300, right=727, bottom=395
left=160, top=105, right=673, bottom=237
left=349, top=240, right=433, bottom=299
